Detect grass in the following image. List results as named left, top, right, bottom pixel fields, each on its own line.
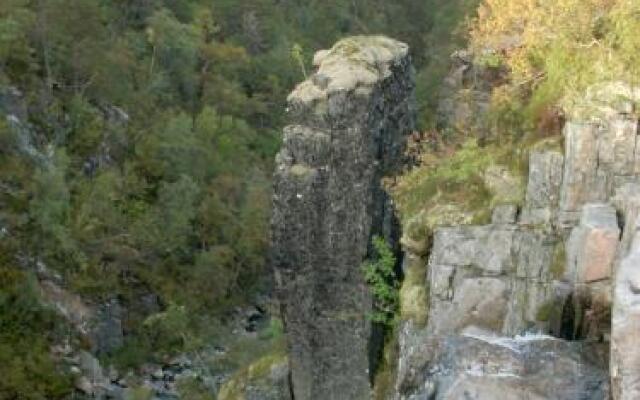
left=0, top=267, right=73, bottom=399
left=217, top=351, right=288, bottom=400
left=391, top=138, right=527, bottom=245
left=399, top=254, right=429, bottom=326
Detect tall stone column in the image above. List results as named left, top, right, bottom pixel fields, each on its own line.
left=271, top=36, right=414, bottom=400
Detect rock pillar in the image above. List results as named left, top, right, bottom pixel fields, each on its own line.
left=271, top=36, right=414, bottom=400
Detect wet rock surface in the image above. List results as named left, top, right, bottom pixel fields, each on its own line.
left=397, top=327, right=609, bottom=400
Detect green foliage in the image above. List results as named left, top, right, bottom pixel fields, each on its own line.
left=416, top=0, right=481, bottom=128
left=361, top=236, right=399, bottom=326
left=0, top=0, right=481, bottom=374
left=392, top=139, right=494, bottom=228
left=143, top=303, right=191, bottom=353
left=29, top=152, right=84, bottom=265
left=127, top=386, right=154, bottom=400
left=536, top=301, right=554, bottom=322
left=472, top=0, right=640, bottom=130
left=177, top=377, right=215, bottom=400
left=259, top=317, right=284, bottom=340
left=0, top=267, right=72, bottom=399
left=290, top=43, right=308, bottom=79
left=550, top=241, right=567, bottom=280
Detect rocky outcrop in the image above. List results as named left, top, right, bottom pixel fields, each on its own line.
left=271, top=36, right=414, bottom=399
left=611, top=229, right=640, bottom=400
left=611, top=184, right=640, bottom=400
left=394, top=84, right=640, bottom=399
left=397, top=327, right=609, bottom=400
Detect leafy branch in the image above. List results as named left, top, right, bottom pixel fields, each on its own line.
left=361, top=236, right=399, bottom=326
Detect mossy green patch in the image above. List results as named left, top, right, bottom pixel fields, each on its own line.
left=550, top=241, right=567, bottom=280
left=399, top=255, right=429, bottom=326
left=127, top=387, right=154, bottom=400
left=0, top=267, right=73, bottom=399
left=372, top=326, right=400, bottom=400
left=217, top=352, right=288, bottom=400
left=535, top=301, right=555, bottom=322
left=392, top=139, right=526, bottom=245
left=290, top=164, right=313, bottom=177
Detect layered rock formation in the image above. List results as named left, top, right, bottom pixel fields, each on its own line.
left=271, top=36, right=414, bottom=399
left=395, top=85, right=640, bottom=399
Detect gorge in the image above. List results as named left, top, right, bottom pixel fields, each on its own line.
left=4, top=1, right=640, bottom=399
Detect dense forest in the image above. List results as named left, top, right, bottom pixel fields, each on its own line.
left=0, top=0, right=477, bottom=397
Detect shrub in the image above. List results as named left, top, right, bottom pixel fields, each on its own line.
left=470, top=0, right=640, bottom=129
left=0, top=267, right=72, bottom=399
left=391, top=139, right=494, bottom=228
left=361, top=236, right=399, bottom=326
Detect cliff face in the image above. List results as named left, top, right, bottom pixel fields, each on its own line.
left=271, top=36, right=414, bottom=400
left=395, top=81, right=640, bottom=399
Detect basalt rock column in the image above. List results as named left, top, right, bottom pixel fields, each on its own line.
left=271, top=36, right=414, bottom=400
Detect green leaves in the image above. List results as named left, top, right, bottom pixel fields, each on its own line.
left=361, top=236, right=399, bottom=326
left=0, top=0, right=456, bottom=374
left=28, top=151, right=78, bottom=262
left=0, top=267, right=73, bottom=399
left=290, top=43, right=307, bottom=79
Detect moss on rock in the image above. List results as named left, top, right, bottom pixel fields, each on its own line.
left=217, top=352, right=288, bottom=400
left=399, top=254, right=429, bottom=326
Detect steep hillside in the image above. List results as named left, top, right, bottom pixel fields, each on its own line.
left=0, top=1, right=476, bottom=398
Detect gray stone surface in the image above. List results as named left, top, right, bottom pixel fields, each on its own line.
left=396, top=329, right=609, bottom=400
left=611, top=234, right=640, bottom=400
left=426, top=222, right=562, bottom=337
left=271, top=36, right=414, bottom=400
left=395, top=94, right=640, bottom=398
left=520, top=151, right=564, bottom=225
left=559, top=115, right=640, bottom=225
left=491, top=204, right=518, bottom=225
left=429, top=225, right=516, bottom=275
left=567, top=203, right=620, bottom=284
left=91, top=298, right=124, bottom=355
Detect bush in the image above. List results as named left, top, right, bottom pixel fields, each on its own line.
left=0, top=267, right=72, bottom=399
left=361, top=236, right=399, bottom=326
left=470, top=0, right=640, bottom=129
left=392, top=139, right=494, bottom=228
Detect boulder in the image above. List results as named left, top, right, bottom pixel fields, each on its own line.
left=396, top=332, right=609, bottom=400
left=91, top=298, right=124, bottom=355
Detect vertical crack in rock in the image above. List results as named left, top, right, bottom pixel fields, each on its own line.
left=270, top=36, right=414, bottom=400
